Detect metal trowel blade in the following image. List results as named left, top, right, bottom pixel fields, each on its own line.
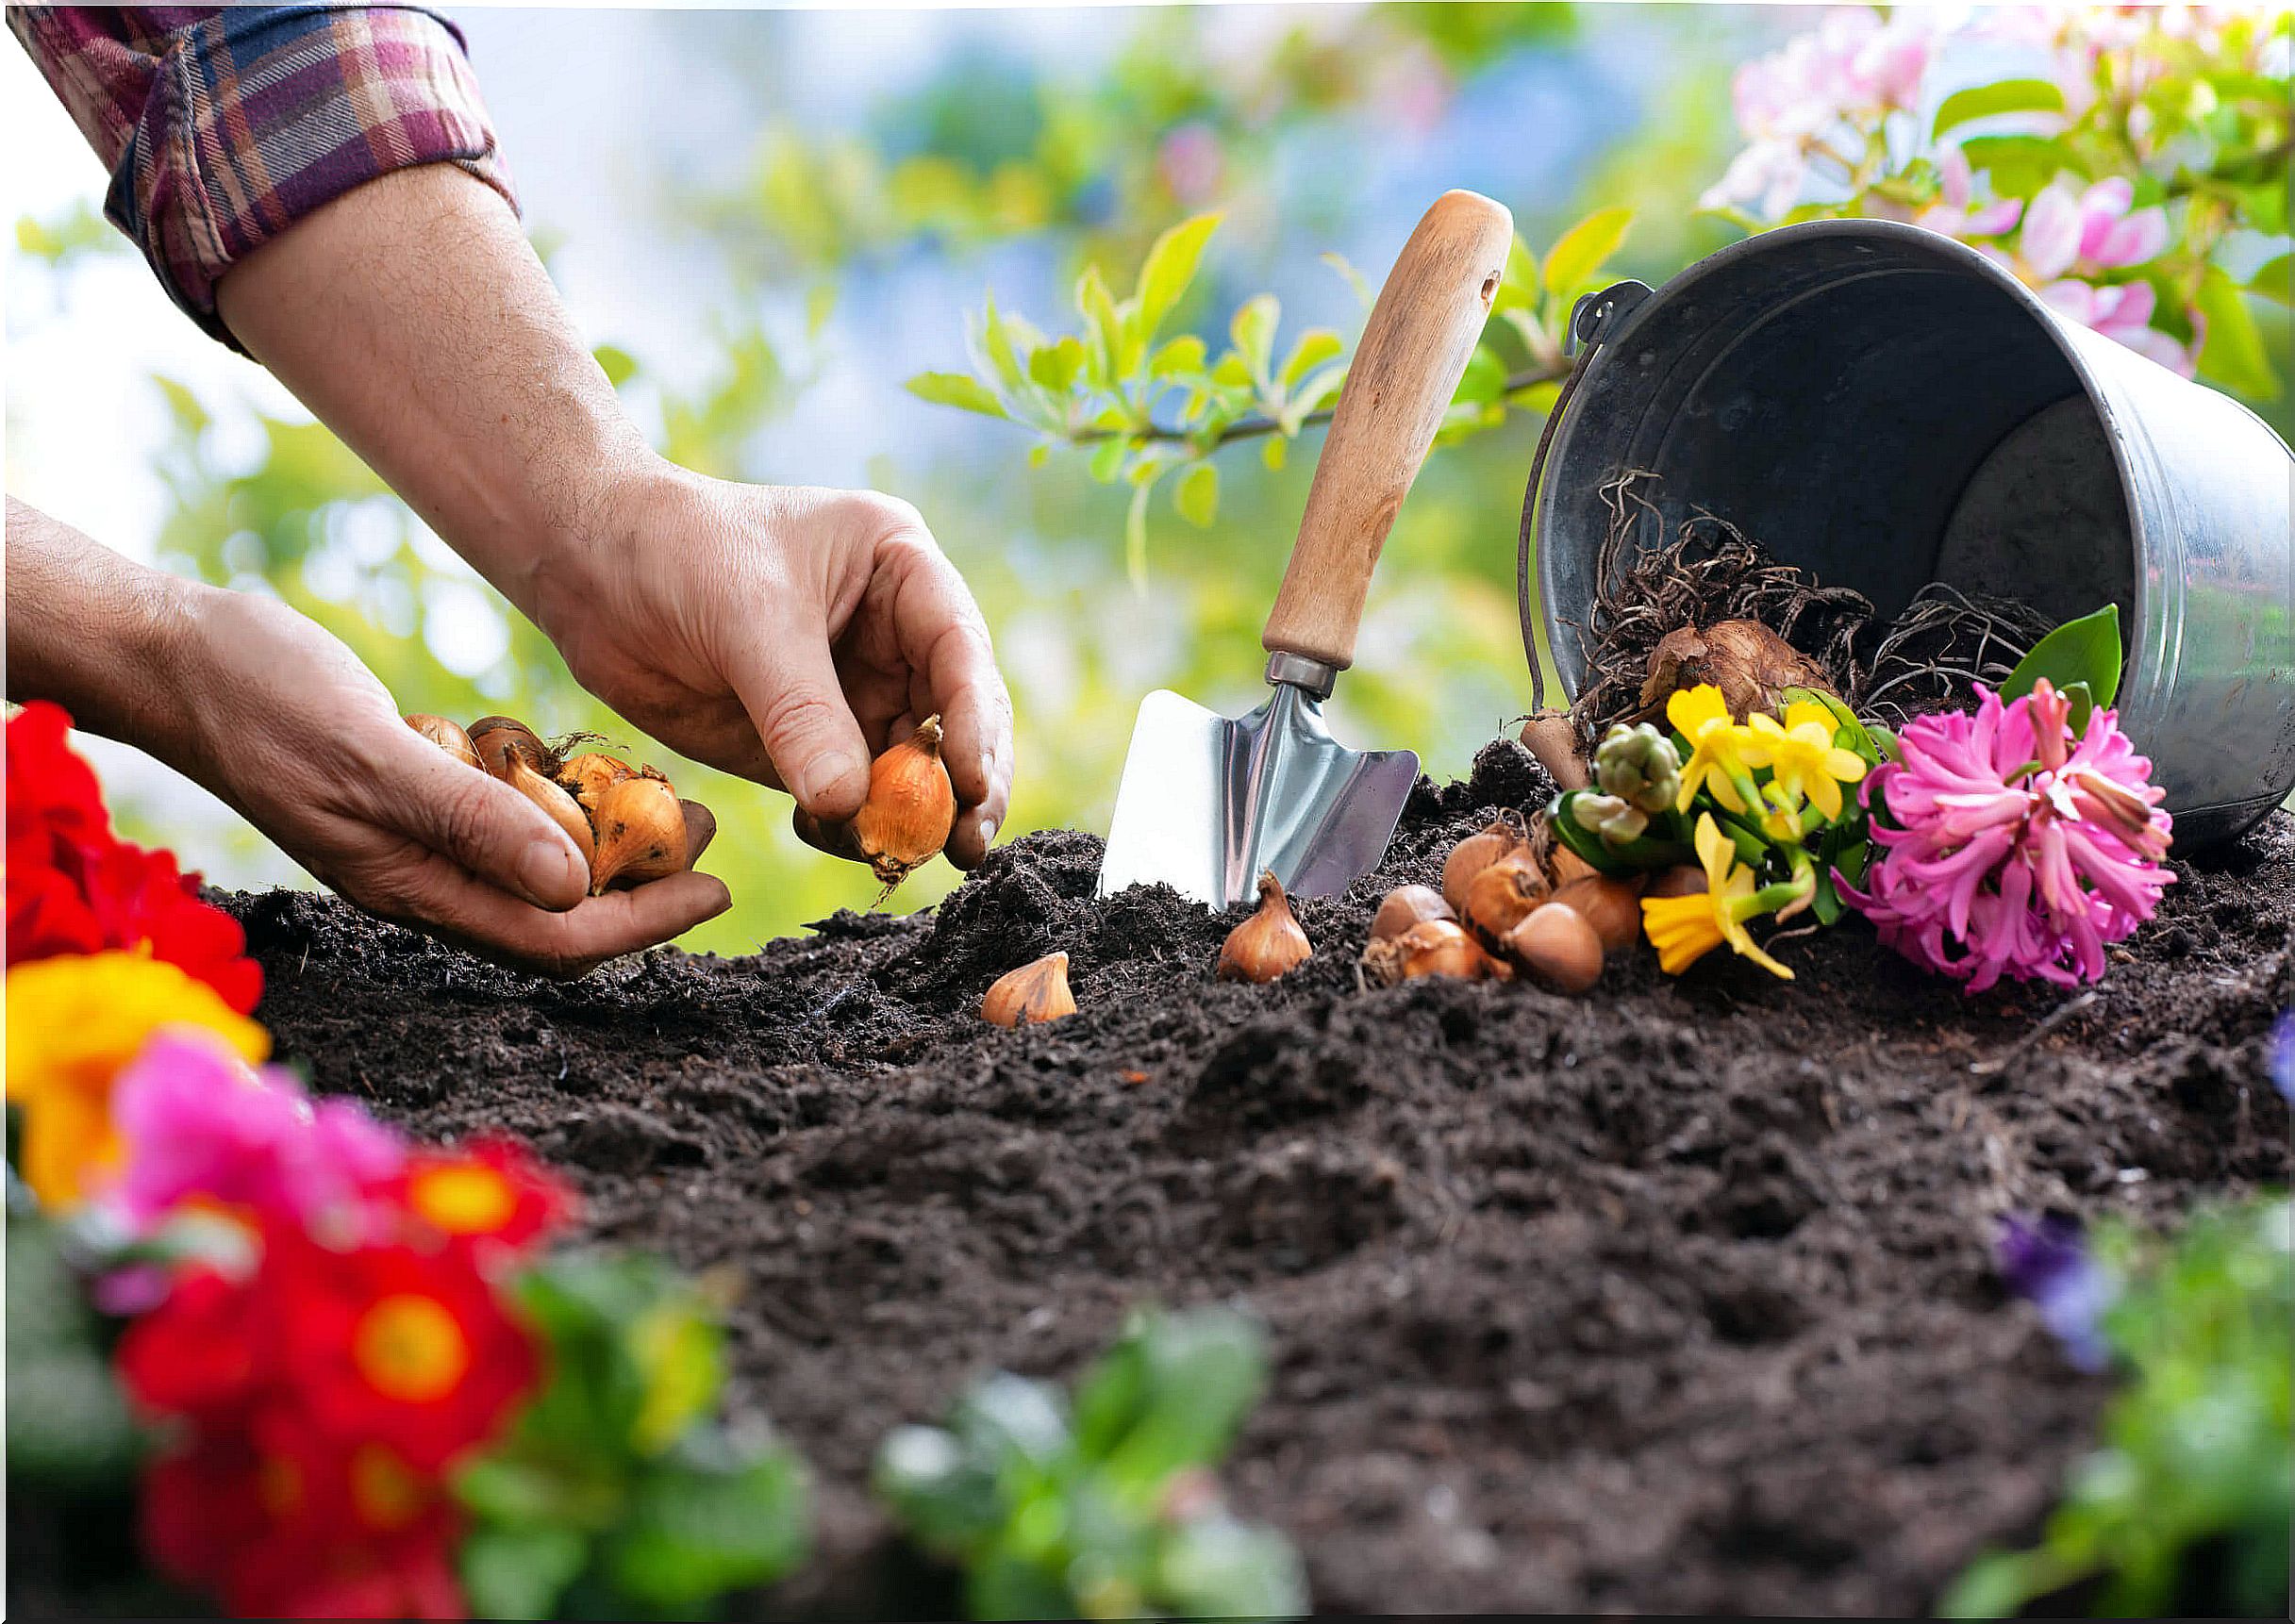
left=1096, top=683, right=1420, bottom=907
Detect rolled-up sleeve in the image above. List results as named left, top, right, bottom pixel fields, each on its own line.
left=8, top=5, right=517, bottom=346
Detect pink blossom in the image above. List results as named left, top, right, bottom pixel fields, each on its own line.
left=1918, top=145, right=2025, bottom=240
left=1839, top=680, right=2173, bottom=992
left=1706, top=8, right=1940, bottom=214
left=2020, top=177, right=2170, bottom=278
left=1156, top=124, right=1223, bottom=208
left=105, top=1030, right=405, bottom=1236
left=2037, top=276, right=2197, bottom=374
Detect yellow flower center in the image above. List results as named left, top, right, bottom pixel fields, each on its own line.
left=409, top=1164, right=518, bottom=1235
left=353, top=1294, right=472, bottom=1403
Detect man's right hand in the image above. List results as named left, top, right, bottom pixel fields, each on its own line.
left=156, top=585, right=732, bottom=976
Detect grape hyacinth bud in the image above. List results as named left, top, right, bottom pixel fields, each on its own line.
left=1596, top=722, right=1683, bottom=815
left=1572, top=791, right=1649, bottom=851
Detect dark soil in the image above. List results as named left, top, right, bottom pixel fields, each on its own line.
left=36, top=742, right=2295, bottom=1617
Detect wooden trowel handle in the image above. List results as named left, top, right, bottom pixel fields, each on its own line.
left=1261, top=190, right=1514, bottom=674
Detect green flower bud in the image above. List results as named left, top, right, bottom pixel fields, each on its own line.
left=1572, top=792, right=1649, bottom=852
left=1596, top=722, right=1682, bottom=814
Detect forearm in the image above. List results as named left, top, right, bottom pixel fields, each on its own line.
left=5, top=497, right=195, bottom=756
left=213, top=164, right=655, bottom=624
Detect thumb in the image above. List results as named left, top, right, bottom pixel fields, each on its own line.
left=372, top=721, right=590, bottom=911
left=730, top=631, right=871, bottom=820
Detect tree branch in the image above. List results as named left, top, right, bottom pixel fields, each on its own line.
left=1070, top=363, right=1572, bottom=448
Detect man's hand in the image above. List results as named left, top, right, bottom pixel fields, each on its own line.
left=215, top=166, right=1016, bottom=872
left=7, top=495, right=729, bottom=978
left=159, top=587, right=732, bottom=975
left=537, top=469, right=1013, bottom=866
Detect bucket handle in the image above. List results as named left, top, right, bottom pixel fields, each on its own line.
left=1518, top=279, right=1652, bottom=713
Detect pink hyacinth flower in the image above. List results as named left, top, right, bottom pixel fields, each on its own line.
left=1838, top=680, right=2173, bottom=992
left=106, top=1030, right=405, bottom=1236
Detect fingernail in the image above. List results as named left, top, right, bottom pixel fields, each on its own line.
left=518, top=838, right=583, bottom=908
left=978, top=751, right=997, bottom=790
left=977, top=810, right=999, bottom=848
left=795, top=751, right=863, bottom=812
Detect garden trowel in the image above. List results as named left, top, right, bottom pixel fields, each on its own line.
left=1099, top=190, right=1515, bottom=906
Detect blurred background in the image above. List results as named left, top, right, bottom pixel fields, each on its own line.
left=8, top=3, right=2287, bottom=951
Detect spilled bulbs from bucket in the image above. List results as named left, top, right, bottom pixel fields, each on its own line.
left=1370, top=885, right=1454, bottom=944
left=854, top=717, right=958, bottom=889
left=1519, top=709, right=1591, bottom=791
left=1462, top=851, right=1551, bottom=949
left=1638, top=620, right=1835, bottom=722
left=1505, top=902, right=1605, bottom=994
left=1362, top=919, right=1503, bottom=986
left=1440, top=814, right=1526, bottom=915
left=1552, top=872, right=1646, bottom=954
left=1218, top=870, right=1312, bottom=984
left=406, top=713, right=481, bottom=770
left=588, top=772, right=689, bottom=895
left=982, top=952, right=1076, bottom=1027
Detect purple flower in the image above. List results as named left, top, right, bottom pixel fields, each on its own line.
left=1998, top=1212, right=2116, bottom=1371
left=2272, top=1011, right=2295, bottom=1105
left=1838, top=680, right=2174, bottom=991
left=105, top=1030, right=405, bottom=1238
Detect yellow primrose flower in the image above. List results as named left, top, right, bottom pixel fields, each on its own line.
left=1638, top=814, right=1793, bottom=980
left=1743, top=700, right=1868, bottom=822
left=5, top=953, right=268, bottom=1208
left=1666, top=684, right=1754, bottom=815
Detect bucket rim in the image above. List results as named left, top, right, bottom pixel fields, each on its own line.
left=1526, top=215, right=2154, bottom=717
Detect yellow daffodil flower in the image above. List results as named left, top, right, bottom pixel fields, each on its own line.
left=1666, top=684, right=1755, bottom=815
left=1742, top=700, right=1868, bottom=822
left=5, top=953, right=268, bottom=1207
left=1638, top=814, right=1794, bottom=980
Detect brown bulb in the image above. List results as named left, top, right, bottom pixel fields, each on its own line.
left=1549, top=843, right=1600, bottom=888
left=1505, top=902, right=1604, bottom=994
left=405, top=713, right=481, bottom=771
left=982, top=952, right=1076, bottom=1027
left=854, top=717, right=958, bottom=889
left=469, top=716, right=551, bottom=776
left=1370, top=884, right=1454, bottom=944
left=1440, top=814, right=1526, bottom=915
left=557, top=751, right=636, bottom=810
left=1461, top=850, right=1550, bottom=949
left=1552, top=872, right=1646, bottom=954
left=1646, top=864, right=1708, bottom=899
left=1217, top=870, right=1312, bottom=984
left=588, top=774, right=688, bottom=894
left=1361, top=919, right=1504, bottom=986
left=483, top=737, right=594, bottom=871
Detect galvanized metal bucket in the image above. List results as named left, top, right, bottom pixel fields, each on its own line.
left=1520, top=218, right=2295, bottom=844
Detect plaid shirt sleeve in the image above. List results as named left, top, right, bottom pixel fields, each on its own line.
left=8, top=5, right=517, bottom=346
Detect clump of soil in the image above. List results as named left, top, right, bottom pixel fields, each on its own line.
left=1562, top=472, right=2055, bottom=741
left=23, top=742, right=2293, bottom=1619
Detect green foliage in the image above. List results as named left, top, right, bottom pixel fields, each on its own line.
left=455, top=1251, right=809, bottom=1620
left=874, top=1305, right=1305, bottom=1620
left=1942, top=1198, right=2293, bottom=1618
left=908, top=206, right=1636, bottom=577
left=2001, top=605, right=2123, bottom=710
left=13, top=200, right=122, bottom=270
left=5, top=1211, right=143, bottom=1489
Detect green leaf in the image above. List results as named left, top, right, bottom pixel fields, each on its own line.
left=592, top=344, right=638, bottom=389
left=1133, top=213, right=1222, bottom=344
left=151, top=374, right=210, bottom=436
left=602, top=1433, right=811, bottom=1610
left=1261, top=436, right=1288, bottom=472
left=1228, top=294, right=1280, bottom=389
left=1276, top=328, right=1343, bottom=391
left=1547, top=792, right=1692, bottom=876
left=1088, top=436, right=1130, bottom=484
left=1958, top=134, right=2075, bottom=197
left=978, top=295, right=1029, bottom=391
left=1933, top=77, right=2067, bottom=138
left=458, top=1522, right=590, bottom=1621
left=1149, top=334, right=1207, bottom=379
left=1081, top=1310, right=1265, bottom=1498
left=2248, top=254, right=2292, bottom=307
left=1028, top=337, right=1086, bottom=392
left=805, top=280, right=838, bottom=339
left=1809, top=870, right=1844, bottom=927
left=1173, top=462, right=1219, bottom=528
left=907, top=371, right=1008, bottom=418
left=1452, top=343, right=1508, bottom=406
left=2194, top=266, right=2281, bottom=400
left=2059, top=680, right=2096, bottom=737
left=2000, top=605, right=2122, bottom=707
left=1540, top=207, right=1634, bottom=299
left=1492, top=234, right=1540, bottom=312
left=1077, top=264, right=1123, bottom=387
